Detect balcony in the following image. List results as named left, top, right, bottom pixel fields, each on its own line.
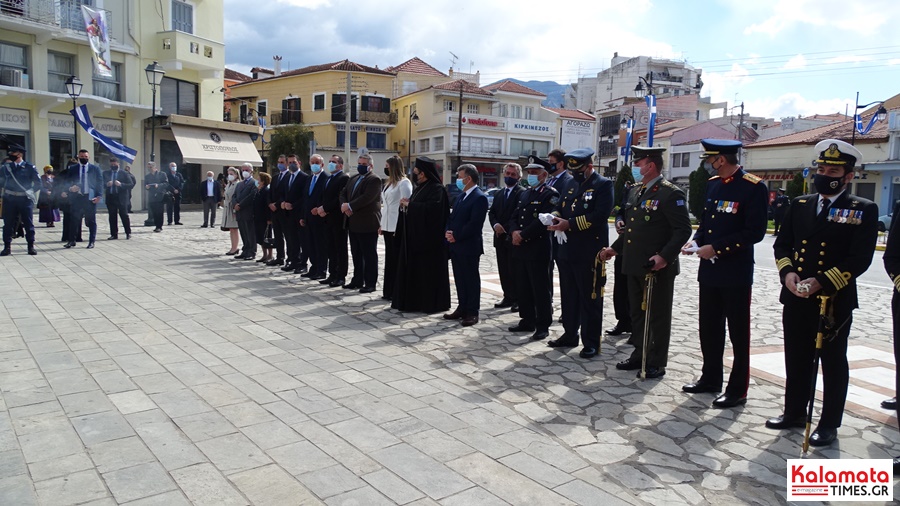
left=155, top=30, right=224, bottom=73
left=270, top=111, right=303, bottom=126
left=358, top=110, right=397, bottom=124
left=0, top=0, right=114, bottom=43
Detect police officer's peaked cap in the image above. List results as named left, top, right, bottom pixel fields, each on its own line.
left=563, top=148, right=594, bottom=170
left=814, top=139, right=863, bottom=168
left=630, top=145, right=666, bottom=162
left=700, top=139, right=742, bottom=158
left=525, top=155, right=552, bottom=172
left=6, top=142, right=26, bottom=154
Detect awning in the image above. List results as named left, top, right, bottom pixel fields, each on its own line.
left=170, top=124, right=263, bottom=167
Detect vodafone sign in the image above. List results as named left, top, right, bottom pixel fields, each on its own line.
left=461, top=116, right=500, bottom=128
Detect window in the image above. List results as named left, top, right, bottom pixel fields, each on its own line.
left=499, top=104, right=508, bottom=117
left=524, top=107, right=533, bottom=120
left=256, top=100, right=267, bottom=118
left=467, top=103, right=479, bottom=114
left=510, top=105, right=522, bottom=119
left=0, top=42, right=27, bottom=87
left=853, top=182, right=876, bottom=201
left=453, top=135, right=502, bottom=154
left=362, top=96, right=390, bottom=112
left=239, top=103, right=248, bottom=123
left=443, top=100, right=454, bottom=112
left=47, top=52, right=73, bottom=94
left=93, top=62, right=120, bottom=101
left=336, top=131, right=357, bottom=149
left=367, top=133, right=386, bottom=150
left=172, top=0, right=193, bottom=34
left=313, top=93, right=325, bottom=111
left=509, top=139, right=550, bottom=157
left=410, top=140, right=415, bottom=154
left=331, top=94, right=357, bottom=122
left=160, top=76, right=198, bottom=117
left=433, top=136, right=444, bottom=151
left=281, top=97, right=301, bottom=123
left=482, top=138, right=501, bottom=154
left=672, top=153, right=690, bottom=168
left=419, top=138, right=430, bottom=153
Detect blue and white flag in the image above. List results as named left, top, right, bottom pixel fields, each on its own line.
left=854, top=113, right=879, bottom=136
left=624, top=118, right=634, bottom=164
left=645, top=94, right=657, bottom=147
left=71, top=104, right=137, bottom=163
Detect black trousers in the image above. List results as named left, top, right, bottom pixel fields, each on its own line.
left=627, top=267, right=676, bottom=368
left=271, top=209, right=286, bottom=260
left=325, top=221, right=348, bottom=279
left=773, top=213, right=786, bottom=234
left=307, top=217, right=327, bottom=276
left=495, top=241, right=517, bottom=304
left=382, top=231, right=399, bottom=298
left=450, top=251, right=481, bottom=316
left=237, top=212, right=256, bottom=256
left=70, top=195, right=97, bottom=243
left=558, top=258, right=602, bottom=350
left=612, top=254, right=631, bottom=326
left=348, top=231, right=378, bottom=288
left=698, top=284, right=751, bottom=395
left=284, top=217, right=301, bottom=267
left=107, top=198, right=131, bottom=237
left=782, top=297, right=852, bottom=429
left=1, top=194, right=34, bottom=245
left=516, top=254, right=553, bottom=331
left=149, top=201, right=164, bottom=228
left=166, top=193, right=181, bottom=224
left=893, top=292, right=900, bottom=422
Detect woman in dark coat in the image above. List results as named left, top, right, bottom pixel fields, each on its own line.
left=254, top=172, right=273, bottom=263
left=391, top=157, right=451, bottom=313
left=38, top=165, right=60, bottom=227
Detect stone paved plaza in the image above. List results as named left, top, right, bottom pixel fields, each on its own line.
left=0, top=210, right=898, bottom=505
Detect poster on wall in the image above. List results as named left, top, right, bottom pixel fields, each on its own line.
left=81, top=5, right=112, bottom=77
left=560, top=119, right=594, bottom=151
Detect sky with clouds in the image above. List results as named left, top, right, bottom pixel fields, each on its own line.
left=223, top=0, right=900, bottom=121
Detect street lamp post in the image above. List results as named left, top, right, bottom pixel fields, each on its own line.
left=144, top=61, right=165, bottom=226
left=407, top=110, right=419, bottom=171
left=634, top=75, right=657, bottom=147
left=851, top=91, right=888, bottom=145
left=64, top=75, right=83, bottom=160
left=619, top=106, right=636, bottom=167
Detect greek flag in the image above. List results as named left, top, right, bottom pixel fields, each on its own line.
left=624, top=118, right=634, bottom=164
left=645, top=94, right=657, bottom=147
left=70, top=104, right=137, bottom=163
left=854, top=113, right=879, bottom=136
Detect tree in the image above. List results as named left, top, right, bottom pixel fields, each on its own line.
left=266, top=124, right=314, bottom=170
left=786, top=172, right=805, bottom=199
left=615, top=164, right=634, bottom=207
left=688, top=163, right=709, bottom=220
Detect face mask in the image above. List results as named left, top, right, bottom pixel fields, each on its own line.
left=703, top=157, right=718, bottom=176
left=242, top=171, right=251, bottom=179
left=277, top=163, right=286, bottom=171
left=570, top=169, right=586, bottom=183
left=79, top=158, right=89, bottom=164
left=310, top=164, right=322, bottom=174
left=813, top=173, right=845, bottom=196
left=526, top=174, right=539, bottom=187
left=357, top=164, right=369, bottom=175
left=456, top=178, right=465, bottom=191
left=504, top=176, right=518, bottom=187
left=207, top=177, right=214, bottom=182
left=384, top=167, right=390, bottom=177
left=327, top=162, right=337, bottom=173
left=110, top=165, right=119, bottom=171
left=289, top=163, right=298, bottom=172
left=227, top=174, right=236, bottom=182
left=632, top=166, right=643, bottom=182
left=170, top=167, right=177, bottom=172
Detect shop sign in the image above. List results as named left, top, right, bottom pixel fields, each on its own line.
left=0, top=107, right=29, bottom=131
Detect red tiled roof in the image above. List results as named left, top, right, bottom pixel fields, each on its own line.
left=386, top=57, right=447, bottom=77
left=433, top=79, right=493, bottom=96
left=543, top=107, right=595, bottom=121
left=745, top=112, right=891, bottom=148
left=277, top=59, right=395, bottom=78
left=482, top=80, right=545, bottom=97
left=224, top=68, right=251, bottom=82
left=250, top=66, right=273, bottom=74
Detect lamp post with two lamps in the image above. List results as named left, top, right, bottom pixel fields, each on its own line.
left=633, top=75, right=657, bottom=148
left=64, top=75, right=83, bottom=160
left=619, top=106, right=636, bottom=168
left=406, top=109, right=419, bottom=171
left=144, top=61, right=165, bottom=225
left=851, top=92, right=888, bottom=145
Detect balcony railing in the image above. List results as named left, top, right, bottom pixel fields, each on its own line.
left=270, top=111, right=303, bottom=126
left=358, top=110, right=397, bottom=124
left=0, top=0, right=112, bottom=35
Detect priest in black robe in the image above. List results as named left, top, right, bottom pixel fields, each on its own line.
left=392, top=157, right=451, bottom=313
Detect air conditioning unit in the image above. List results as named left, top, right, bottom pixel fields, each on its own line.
left=0, top=68, right=22, bottom=87
left=399, top=139, right=406, bottom=146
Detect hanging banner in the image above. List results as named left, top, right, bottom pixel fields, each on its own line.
left=645, top=94, right=657, bottom=147
left=81, top=5, right=112, bottom=78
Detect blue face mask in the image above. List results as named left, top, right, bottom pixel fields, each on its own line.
left=456, top=178, right=465, bottom=191
left=326, top=162, right=337, bottom=173
left=277, top=163, right=286, bottom=171
left=357, top=164, right=368, bottom=175
left=631, top=166, right=643, bottom=182
left=504, top=176, right=518, bottom=188
left=310, top=164, right=321, bottom=174
left=526, top=174, right=540, bottom=187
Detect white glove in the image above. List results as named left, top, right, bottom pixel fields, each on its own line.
left=682, top=240, right=700, bottom=253
left=555, top=230, right=568, bottom=244
left=538, top=213, right=555, bottom=226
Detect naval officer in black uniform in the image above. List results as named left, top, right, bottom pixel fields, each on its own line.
left=884, top=198, right=900, bottom=472
left=681, top=139, right=769, bottom=408
left=766, top=139, right=878, bottom=447
left=547, top=148, right=614, bottom=358
left=508, top=157, right=559, bottom=341
left=0, top=143, right=40, bottom=256
left=601, top=145, right=692, bottom=378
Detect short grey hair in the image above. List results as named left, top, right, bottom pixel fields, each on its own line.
left=457, top=164, right=478, bottom=182
left=310, top=154, right=325, bottom=164
left=503, top=163, right=522, bottom=178
left=358, top=153, right=372, bottom=165
left=241, top=162, right=253, bottom=170
left=206, top=171, right=214, bottom=176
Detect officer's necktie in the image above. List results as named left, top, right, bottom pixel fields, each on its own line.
left=819, top=198, right=831, bottom=217
left=81, top=165, right=87, bottom=192
left=547, top=176, right=557, bottom=188
left=351, top=176, right=363, bottom=196
left=309, top=175, right=317, bottom=196
left=289, top=173, right=296, bottom=189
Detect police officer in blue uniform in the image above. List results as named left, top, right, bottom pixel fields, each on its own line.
left=547, top=148, right=614, bottom=358
left=508, top=157, right=559, bottom=341
left=767, top=139, right=878, bottom=447
left=681, top=139, right=769, bottom=407
left=0, top=143, right=40, bottom=256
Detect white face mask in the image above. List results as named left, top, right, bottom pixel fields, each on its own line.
left=242, top=171, right=252, bottom=179
left=227, top=174, right=236, bottom=182
left=207, top=177, right=214, bottom=182
left=170, top=166, right=177, bottom=172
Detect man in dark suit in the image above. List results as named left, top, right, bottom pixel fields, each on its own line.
left=281, top=154, right=309, bottom=273
left=318, top=155, right=349, bottom=287
left=232, top=163, right=258, bottom=260
left=772, top=188, right=790, bottom=235
left=123, top=165, right=136, bottom=213
left=488, top=162, right=524, bottom=311
left=767, top=139, right=878, bottom=447
left=267, top=155, right=288, bottom=266
left=340, top=152, right=382, bottom=293
left=301, top=154, right=328, bottom=280
left=443, top=164, right=489, bottom=326
left=103, top=157, right=134, bottom=240
left=64, top=149, right=104, bottom=249
left=200, top=170, right=222, bottom=228
left=883, top=199, right=900, bottom=472
left=166, top=162, right=184, bottom=225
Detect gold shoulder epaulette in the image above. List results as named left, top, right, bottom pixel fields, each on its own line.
left=742, top=173, right=763, bottom=184
left=798, top=199, right=807, bottom=203
left=661, top=180, right=678, bottom=189
left=708, top=175, right=720, bottom=181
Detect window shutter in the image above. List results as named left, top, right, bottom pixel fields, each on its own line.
left=382, top=98, right=391, bottom=113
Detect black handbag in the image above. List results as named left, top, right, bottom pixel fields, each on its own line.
left=162, top=190, right=174, bottom=203
left=262, top=224, right=274, bottom=246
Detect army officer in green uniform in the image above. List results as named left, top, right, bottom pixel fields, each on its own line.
left=601, top=145, right=692, bottom=378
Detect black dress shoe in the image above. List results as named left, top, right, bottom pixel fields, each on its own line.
left=329, top=278, right=345, bottom=288
left=243, top=256, right=255, bottom=261
left=881, top=397, right=897, bottom=410
left=639, top=367, right=666, bottom=379
left=494, top=300, right=512, bottom=309
left=64, top=242, right=75, bottom=248
left=86, top=242, right=95, bottom=249
left=342, top=282, right=362, bottom=290
left=256, top=257, right=268, bottom=263
left=508, top=323, right=535, bottom=332
left=461, top=316, right=479, bottom=327
left=547, top=336, right=578, bottom=348
left=126, top=234, right=131, bottom=240
left=294, top=266, right=308, bottom=274
left=579, top=347, right=598, bottom=358
left=510, top=304, right=519, bottom=313
left=0, top=247, right=10, bottom=257
left=765, top=414, right=806, bottom=430
left=153, top=228, right=162, bottom=233
left=174, top=222, right=183, bottom=225
left=300, top=271, right=312, bottom=278
left=808, top=427, right=838, bottom=447
left=107, top=235, right=117, bottom=240
left=359, top=286, right=376, bottom=294
left=27, top=246, right=36, bottom=255
left=267, top=259, right=284, bottom=266
left=233, top=255, right=247, bottom=260
left=319, top=277, right=334, bottom=285
left=682, top=382, right=722, bottom=394
left=280, top=264, right=295, bottom=272
left=712, top=393, right=747, bottom=408
left=309, top=273, right=327, bottom=281
left=893, top=457, right=900, bottom=475
left=616, top=358, right=641, bottom=370
left=605, top=322, right=632, bottom=336
left=201, top=224, right=208, bottom=228
left=443, top=310, right=463, bottom=320
left=531, top=329, right=549, bottom=341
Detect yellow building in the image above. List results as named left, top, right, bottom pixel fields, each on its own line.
left=0, top=0, right=258, bottom=209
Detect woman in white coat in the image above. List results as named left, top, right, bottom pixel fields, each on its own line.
left=379, top=155, right=412, bottom=300
left=221, top=167, right=241, bottom=255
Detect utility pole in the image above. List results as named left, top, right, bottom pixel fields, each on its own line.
left=737, top=101, right=744, bottom=163
left=345, top=71, right=351, bottom=165
left=456, top=80, right=464, bottom=173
